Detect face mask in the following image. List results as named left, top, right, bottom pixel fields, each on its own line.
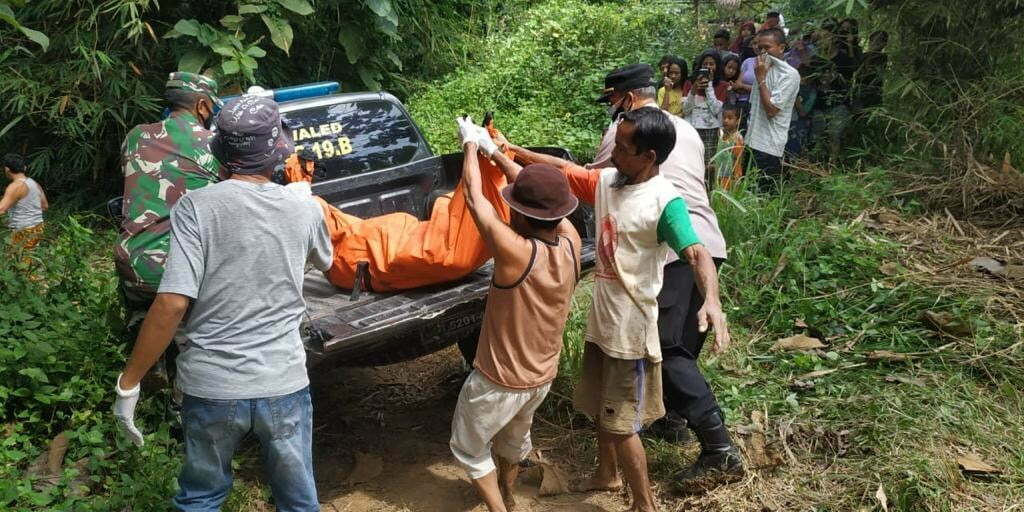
left=608, top=95, right=631, bottom=120
left=197, top=100, right=215, bottom=130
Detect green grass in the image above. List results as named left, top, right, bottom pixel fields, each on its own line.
left=551, top=168, right=1024, bottom=510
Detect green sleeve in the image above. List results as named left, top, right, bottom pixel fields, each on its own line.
left=657, top=197, right=701, bottom=254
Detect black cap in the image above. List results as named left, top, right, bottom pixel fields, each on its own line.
left=211, top=96, right=294, bottom=176
left=596, top=63, right=656, bottom=104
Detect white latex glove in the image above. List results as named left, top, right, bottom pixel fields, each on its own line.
left=113, top=373, right=144, bottom=447
left=473, top=124, right=499, bottom=157
left=456, top=116, right=498, bottom=157
left=456, top=116, right=478, bottom=149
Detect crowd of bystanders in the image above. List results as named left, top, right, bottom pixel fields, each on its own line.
left=655, top=11, right=889, bottom=192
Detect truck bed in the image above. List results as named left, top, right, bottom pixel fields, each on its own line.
left=302, top=241, right=595, bottom=367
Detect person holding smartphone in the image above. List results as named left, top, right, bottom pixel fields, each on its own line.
left=682, top=50, right=726, bottom=192
left=747, top=28, right=801, bottom=193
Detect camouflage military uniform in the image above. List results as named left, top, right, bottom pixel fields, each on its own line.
left=114, top=73, right=223, bottom=394
left=114, top=112, right=222, bottom=294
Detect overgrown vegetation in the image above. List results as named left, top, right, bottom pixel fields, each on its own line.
left=0, top=0, right=528, bottom=202
left=406, top=0, right=696, bottom=161
left=0, top=213, right=182, bottom=510
left=547, top=170, right=1024, bottom=510
left=2, top=0, right=1022, bottom=510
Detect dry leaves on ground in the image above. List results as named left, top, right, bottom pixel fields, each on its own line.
left=920, top=310, right=973, bottom=337
left=760, top=254, right=789, bottom=285
left=797, top=369, right=839, bottom=380
left=875, top=483, right=889, bottom=512
left=737, top=411, right=786, bottom=470
left=856, top=204, right=1024, bottom=324
left=866, top=350, right=915, bottom=362
left=538, top=462, right=570, bottom=496
left=884, top=375, right=926, bottom=387
left=528, top=450, right=570, bottom=496
left=957, top=453, right=1001, bottom=476
left=771, top=334, right=825, bottom=352
left=879, top=262, right=901, bottom=276
left=968, top=256, right=1024, bottom=280
left=26, top=432, right=91, bottom=496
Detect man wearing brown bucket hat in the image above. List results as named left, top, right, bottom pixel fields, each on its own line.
left=490, top=107, right=729, bottom=511
left=113, top=95, right=333, bottom=511
left=449, top=117, right=582, bottom=512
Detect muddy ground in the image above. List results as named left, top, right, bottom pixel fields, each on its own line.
left=299, top=346, right=634, bottom=512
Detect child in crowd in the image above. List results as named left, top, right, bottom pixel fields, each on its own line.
left=786, top=67, right=817, bottom=157
left=714, top=104, right=745, bottom=190
left=683, top=50, right=726, bottom=191
left=658, top=55, right=673, bottom=81
left=658, top=56, right=689, bottom=117
left=721, top=53, right=743, bottom=104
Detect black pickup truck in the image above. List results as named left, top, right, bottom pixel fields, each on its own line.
left=266, top=87, right=595, bottom=367
left=110, top=84, right=595, bottom=367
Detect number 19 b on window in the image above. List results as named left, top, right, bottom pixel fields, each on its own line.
left=305, top=137, right=353, bottom=160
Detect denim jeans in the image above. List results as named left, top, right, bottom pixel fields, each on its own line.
left=172, top=387, right=319, bottom=512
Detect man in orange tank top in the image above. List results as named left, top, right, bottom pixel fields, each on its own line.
left=449, top=117, right=582, bottom=512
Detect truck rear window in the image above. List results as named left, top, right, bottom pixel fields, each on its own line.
left=282, top=100, right=425, bottom=180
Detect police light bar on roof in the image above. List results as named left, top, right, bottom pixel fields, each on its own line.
left=218, top=81, right=341, bottom=108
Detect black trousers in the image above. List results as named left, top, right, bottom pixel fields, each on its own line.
left=119, top=285, right=180, bottom=386
left=657, top=259, right=724, bottom=425
left=751, top=148, right=783, bottom=194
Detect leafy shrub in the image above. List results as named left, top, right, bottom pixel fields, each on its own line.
left=406, top=0, right=701, bottom=161
left=0, top=216, right=181, bottom=510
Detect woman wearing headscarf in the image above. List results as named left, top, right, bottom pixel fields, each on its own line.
left=730, top=21, right=758, bottom=61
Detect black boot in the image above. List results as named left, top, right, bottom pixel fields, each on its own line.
left=644, top=410, right=692, bottom=443
left=674, top=410, right=744, bottom=493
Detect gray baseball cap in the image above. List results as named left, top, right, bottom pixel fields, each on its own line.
left=211, top=96, right=294, bottom=176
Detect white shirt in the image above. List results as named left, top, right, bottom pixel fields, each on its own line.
left=682, top=82, right=723, bottom=129
left=587, top=105, right=728, bottom=260
left=747, top=55, right=800, bottom=157
left=586, top=169, right=677, bottom=362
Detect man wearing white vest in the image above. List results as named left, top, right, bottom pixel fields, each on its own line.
left=496, top=108, right=728, bottom=511
left=586, top=64, right=744, bottom=492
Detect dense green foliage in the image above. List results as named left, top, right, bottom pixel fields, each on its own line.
left=406, top=0, right=695, bottom=160
left=2, top=0, right=1022, bottom=509
left=0, top=215, right=182, bottom=510
left=0, top=0, right=525, bottom=202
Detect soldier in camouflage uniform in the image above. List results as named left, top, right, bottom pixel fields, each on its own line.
left=114, top=72, right=224, bottom=392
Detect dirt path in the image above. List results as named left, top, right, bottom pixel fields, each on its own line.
left=307, top=346, right=631, bottom=512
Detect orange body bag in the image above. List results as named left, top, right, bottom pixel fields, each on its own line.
left=285, top=149, right=511, bottom=292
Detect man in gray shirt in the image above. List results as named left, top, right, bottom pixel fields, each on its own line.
left=112, top=95, right=333, bottom=512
